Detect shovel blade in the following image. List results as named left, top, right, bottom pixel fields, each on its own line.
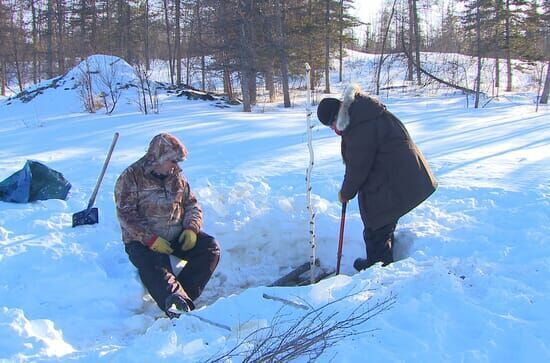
left=72, top=207, right=99, bottom=227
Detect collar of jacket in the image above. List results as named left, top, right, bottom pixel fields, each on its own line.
left=336, top=84, right=386, bottom=132
left=141, top=158, right=182, bottom=181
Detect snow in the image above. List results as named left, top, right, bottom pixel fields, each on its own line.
left=0, top=53, right=549, bottom=362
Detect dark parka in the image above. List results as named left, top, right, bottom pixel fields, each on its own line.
left=337, top=86, right=437, bottom=229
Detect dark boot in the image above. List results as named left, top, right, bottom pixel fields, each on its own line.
left=165, top=294, right=191, bottom=319
left=353, top=258, right=373, bottom=271
left=357, top=221, right=397, bottom=271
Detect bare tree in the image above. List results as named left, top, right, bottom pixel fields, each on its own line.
left=134, top=63, right=159, bottom=114
left=95, top=58, right=124, bottom=114
left=411, top=0, right=421, bottom=85
left=275, top=0, right=290, bottom=107
left=324, top=0, right=331, bottom=93
left=76, top=60, right=96, bottom=113
left=474, top=0, right=482, bottom=108
left=175, top=0, right=182, bottom=85
left=505, top=0, right=512, bottom=91
left=46, top=0, right=54, bottom=78
left=376, top=0, right=398, bottom=95
left=162, top=0, right=175, bottom=84
left=541, top=61, right=550, bottom=104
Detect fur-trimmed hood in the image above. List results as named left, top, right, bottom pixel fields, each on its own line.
left=336, top=84, right=386, bottom=131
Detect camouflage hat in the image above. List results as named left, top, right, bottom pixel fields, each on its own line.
left=146, top=133, right=188, bottom=163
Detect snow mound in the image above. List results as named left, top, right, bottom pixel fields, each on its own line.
left=2, top=55, right=138, bottom=115
left=63, top=54, right=136, bottom=93
left=0, top=307, right=75, bottom=360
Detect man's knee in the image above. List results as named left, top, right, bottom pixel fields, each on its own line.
left=198, top=232, right=221, bottom=254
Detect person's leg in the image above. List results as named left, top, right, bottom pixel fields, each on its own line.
left=364, top=221, right=396, bottom=265
left=171, top=231, right=221, bottom=301
left=125, top=241, right=192, bottom=313
left=354, top=221, right=397, bottom=271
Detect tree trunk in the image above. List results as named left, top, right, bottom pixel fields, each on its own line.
left=175, top=0, right=182, bottom=85
left=505, top=0, right=512, bottom=91
left=223, top=65, right=233, bottom=99
left=248, top=71, right=257, bottom=105
left=240, top=70, right=252, bottom=112
left=338, top=0, right=343, bottom=82
left=196, top=0, right=205, bottom=90
left=265, top=64, right=276, bottom=103
left=162, top=0, right=174, bottom=84
left=324, top=0, right=330, bottom=93
left=186, top=15, right=192, bottom=86
left=144, top=0, right=150, bottom=70
left=47, top=0, right=54, bottom=78
left=1, top=61, right=5, bottom=96
left=494, top=0, right=501, bottom=96
left=125, top=3, right=132, bottom=63
left=56, top=0, right=65, bottom=74
left=407, top=0, right=414, bottom=81
left=376, top=0, right=397, bottom=95
left=307, top=0, right=315, bottom=90
left=10, top=8, right=23, bottom=91
left=475, top=0, right=482, bottom=109
left=91, top=0, right=97, bottom=53
left=276, top=0, right=290, bottom=107
left=412, top=0, right=421, bottom=85
left=239, top=22, right=251, bottom=112
left=541, top=60, right=550, bottom=104
left=30, top=0, right=38, bottom=83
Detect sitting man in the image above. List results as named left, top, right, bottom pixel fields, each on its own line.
left=114, top=133, right=220, bottom=318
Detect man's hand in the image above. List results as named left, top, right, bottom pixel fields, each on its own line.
left=338, top=191, right=348, bottom=204
left=178, top=229, right=197, bottom=251
left=146, top=236, right=173, bottom=254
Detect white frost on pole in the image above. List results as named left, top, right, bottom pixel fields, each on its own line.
left=305, top=63, right=316, bottom=284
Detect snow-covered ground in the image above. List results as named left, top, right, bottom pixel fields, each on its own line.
left=0, top=53, right=549, bottom=362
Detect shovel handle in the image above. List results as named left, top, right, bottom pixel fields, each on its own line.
left=336, top=202, right=347, bottom=275
left=87, top=132, right=119, bottom=209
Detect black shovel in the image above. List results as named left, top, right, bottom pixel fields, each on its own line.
left=72, top=132, right=119, bottom=227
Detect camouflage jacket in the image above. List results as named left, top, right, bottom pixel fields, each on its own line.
left=114, top=134, right=202, bottom=245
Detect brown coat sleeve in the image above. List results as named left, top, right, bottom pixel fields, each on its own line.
left=114, top=168, right=154, bottom=244
left=181, top=180, right=202, bottom=233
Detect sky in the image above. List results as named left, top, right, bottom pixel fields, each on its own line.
left=0, top=52, right=548, bottom=362
left=353, top=0, right=384, bottom=23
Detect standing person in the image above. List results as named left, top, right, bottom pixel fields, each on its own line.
left=114, top=133, right=220, bottom=318
left=317, top=85, right=437, bottom=271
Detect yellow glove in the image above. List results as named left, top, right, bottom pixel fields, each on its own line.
left=338, top=191, right=348, bottom=204
left=178, top=229, right=197, bottom=251
left=146, top=236, right=173, bottom=254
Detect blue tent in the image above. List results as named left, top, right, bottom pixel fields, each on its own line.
left=0, top=160, right=71, bottom=203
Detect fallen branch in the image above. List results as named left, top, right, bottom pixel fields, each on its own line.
left=400, top=37, right=476, bottom=94
left=262, top=293, right=310, bottom=311
left=207, top=291, right=397, bottom=362
left=188, top=313, right=231, bottom=332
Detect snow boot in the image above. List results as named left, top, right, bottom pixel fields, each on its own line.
left=165, top=294, right=190, bottom=319
left=353, top=258, right=373, bottom=271
left=353, top=257, right=393, bottom=271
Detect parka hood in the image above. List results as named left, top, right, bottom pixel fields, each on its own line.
left=144, top=133, right=188, bottom=168
left=336, top=84, right=386, bottom=131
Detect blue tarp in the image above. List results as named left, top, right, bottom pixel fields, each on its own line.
left=0, top=160, right=71, bottom=203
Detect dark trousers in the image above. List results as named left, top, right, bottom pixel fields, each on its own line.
left=363, top=221, right=397, bottom=268
left=125, top=231, right=220, bottom=314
